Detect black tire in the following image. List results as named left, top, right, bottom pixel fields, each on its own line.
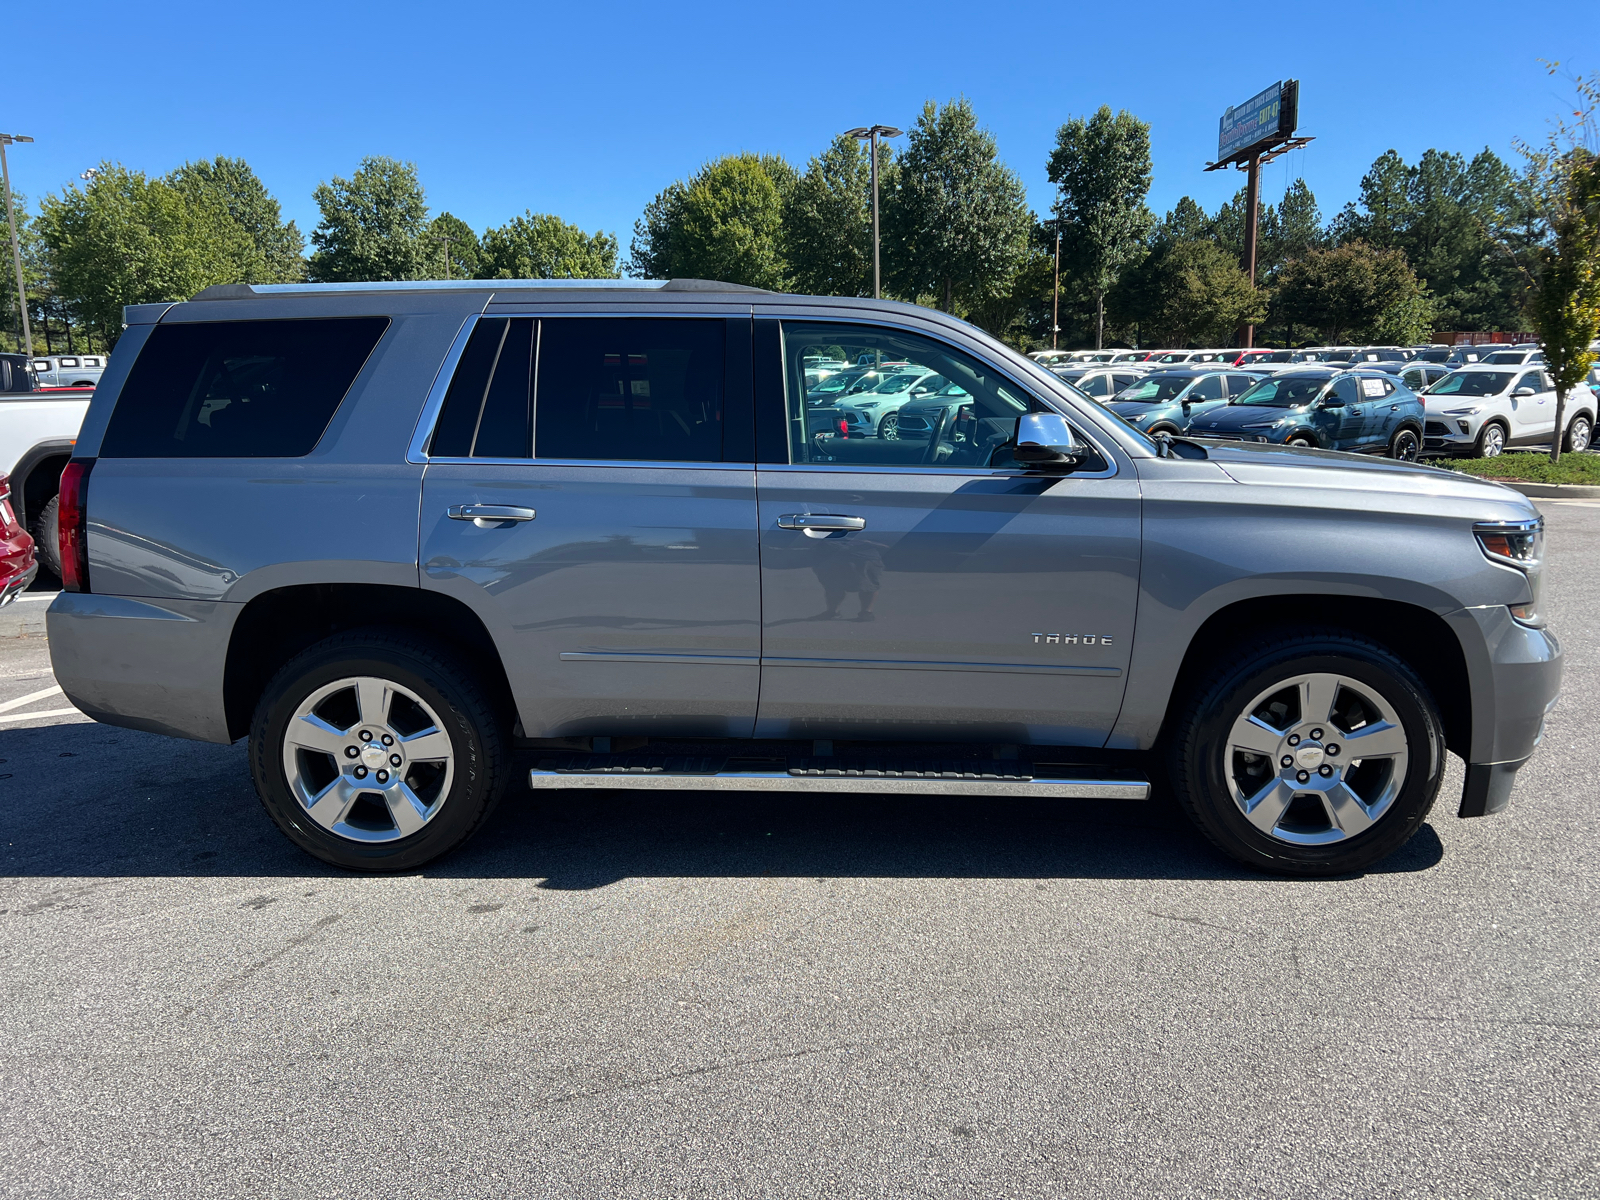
left=32, top=495, right=61, bottom=580
left=1166, top=629, right=1445, bottom=876
left=1287, top=435, right=1316, bottom=448
left=250, top=630, right=507, bottom=872
left=1387, top=427, right=1421, bottom=461
left=1475, top=420, right=1507, bottom=458
left=1148, top=424, right=1181, bottom=437
left=878, top=412, right=900, bottom=440
left=1564, top=413, right=1593, bottom=454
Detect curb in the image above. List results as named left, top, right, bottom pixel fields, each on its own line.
left=1488, top=481, right=1600, bottom=499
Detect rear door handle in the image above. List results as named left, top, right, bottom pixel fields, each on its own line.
left=448, top=504, right=536, bottom=527
left=777, top=513, right=866, bottom=536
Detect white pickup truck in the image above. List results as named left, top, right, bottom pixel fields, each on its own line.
left=0, top=352, right=90, bottom=578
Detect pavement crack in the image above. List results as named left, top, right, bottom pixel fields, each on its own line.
left=1147, top=910, right=1239, bottom=935
left=205, top=913, right=342, bottom=1000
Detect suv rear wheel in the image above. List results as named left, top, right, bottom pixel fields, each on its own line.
left=1168, top=630, right=1444, bottom=875
left=250, top=631, right=507, bottom=871
left=1387, top=428, right=1420, bottom=461
left=1564, top=414, right=1592, bottom=454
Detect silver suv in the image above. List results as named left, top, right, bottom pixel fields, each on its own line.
left=47, top=280, right=1561, bottom=877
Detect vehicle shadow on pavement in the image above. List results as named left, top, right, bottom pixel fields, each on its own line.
left=0, top=721, right=1445, bottom=884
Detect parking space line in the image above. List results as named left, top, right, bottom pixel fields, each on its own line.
left=0, top=706, right=83, bottom=725
left=15, top=593, right=58, bottom=603
left=0, top=684, right=64, bottom=714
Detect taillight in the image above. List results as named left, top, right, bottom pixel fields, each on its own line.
left=58, top=459, right=94, bottom=593
left=838, top=419, right=848, bottom=434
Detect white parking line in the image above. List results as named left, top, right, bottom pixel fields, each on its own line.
left=0, top=684, right=64, bottom=714
left=0, top=707, right=82, bottom=725
left=15, top=593, right=59, bottom=603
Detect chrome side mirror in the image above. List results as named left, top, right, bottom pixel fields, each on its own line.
left=1013, top=412, right=1083, bottom=469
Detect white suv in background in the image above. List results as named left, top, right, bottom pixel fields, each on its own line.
left=1422, top=365, right=1594, bottom=457
left=31, top=355, right=106, bottom=389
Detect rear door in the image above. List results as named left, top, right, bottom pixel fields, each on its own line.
left=752, top=318, right=1141, bottom=747
left=419, top=314, right=761, bottom=739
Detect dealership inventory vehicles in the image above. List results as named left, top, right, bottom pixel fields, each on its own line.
left=47, top=280, right=1560, bottom=879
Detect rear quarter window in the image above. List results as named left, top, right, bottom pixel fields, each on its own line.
left=100, top=317, right=389, bottom=458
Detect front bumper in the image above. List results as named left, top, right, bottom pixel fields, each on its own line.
left=1455, top=604, right=1562, bottom=818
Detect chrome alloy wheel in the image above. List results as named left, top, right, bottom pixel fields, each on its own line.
left=1479, top=423, right=1505, bottom=457
left=1569, top=416, right=1592, bottom=453
left=1224, top=672, right=1408, bottom=846
left=281, top=676, right=454, bottom=843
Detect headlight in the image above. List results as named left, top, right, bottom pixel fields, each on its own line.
left=1475, top=519, right=1546, bottom=627
left=1474, top=519, right=1542, bottom=567
left=1445, top=405, right=1483, bottom=416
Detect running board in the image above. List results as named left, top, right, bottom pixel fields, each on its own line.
left=528, top=756, right=1149, bottom=800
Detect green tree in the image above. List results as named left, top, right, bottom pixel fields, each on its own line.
left=1274, top=242, right=1432, bottom=344
left=1046, top=105, right=1152, bottom=348
left=883, top=98, right=1032, bottom=313
left=783, top=135, right=892, bottom=296
left=425, top=212, right=481, bottom=280
left=167, top=156, right=304, bottom=282
left=1519, top=68, right=1600, bottom=463
left=627, top=154, right=795, bottom=287
left=37, top=162, right=246, bottom=346
left=478, top=211, right=618, bottom=279
left=307, top=156, right=431, bottom=282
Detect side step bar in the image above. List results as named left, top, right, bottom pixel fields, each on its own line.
left=529, top=756, right=1149, bottom=800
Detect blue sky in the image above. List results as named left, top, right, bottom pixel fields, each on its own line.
left=9, top=0, right=1599, bottom=254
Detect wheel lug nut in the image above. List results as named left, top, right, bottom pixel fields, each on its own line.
left=354, top=766, right=367, bottom=779
left=359, top=730, right=373, bottom=742
left=1287, top=734, right=1301, bottom=746
left=1319, top=764, right=1333, bottom=777
left=344, top=746, right=359, bottom=759
left=1326, top=743, right=1340, bottom=756
left=376, top=769, right=389, bottom=783
left=389, top=754, right=402, bottom=767
left=1309, top=728, right=1324, bottom=740
left=381, top=734, right=394, bottom=746
left=1280, top=755, right=1294, bottom=768
left=1296, top=770, right=1310, bottom=783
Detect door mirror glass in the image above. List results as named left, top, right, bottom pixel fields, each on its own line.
left=1013, top=412, right=1082, bottom=469
left=1512, top=386, right=1535, bottom=398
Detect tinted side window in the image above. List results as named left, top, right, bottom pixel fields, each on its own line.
left=535, top=318, right=725, bottom=462
left=1514, top=371, right=1543, bottom=393
left=101, top=318, right=388, bottom=458
left=1190, top=375, right=1224, bottom=401
left=1225, top=374, right=1255, bottom=396
left=429, top=318, right=534, bottom=459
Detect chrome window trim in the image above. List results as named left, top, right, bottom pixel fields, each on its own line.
left=754, top=460, right=1118, bottom=481
left=408, top=310, right=751, bottom=466
left=426, top=456, right=755, bottom=472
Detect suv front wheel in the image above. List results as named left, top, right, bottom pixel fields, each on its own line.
left=1168, top=631, right=1444, bottom=875
left=250, top=631, right=507, bottom=871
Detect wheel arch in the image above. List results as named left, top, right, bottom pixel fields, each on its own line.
left=1155, top=594, right=1472, bottom=762
left=10, top=440, right=75, bottom=529
left=223, top=583, right=516, bottom=743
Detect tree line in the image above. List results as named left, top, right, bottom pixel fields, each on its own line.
left=0, top=97, right=1556, bottom=352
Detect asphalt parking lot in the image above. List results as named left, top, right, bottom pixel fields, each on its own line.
left=2, top=503, right=1596, bottom=1200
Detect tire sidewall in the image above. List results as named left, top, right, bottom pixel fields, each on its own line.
left=1388, top=428, right=1419, bottom=461
left=34, top=495, right=61, bottom=578
left=1178, top=641, right=1442, bottom=874
left=1477, top=421, right=1506, bottom=457
left=251, top=639, right=497, bottom=872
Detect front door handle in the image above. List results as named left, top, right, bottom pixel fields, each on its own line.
left=777, top=513, right=867, bottom=536
left=448, top=504, right=536, bottom=528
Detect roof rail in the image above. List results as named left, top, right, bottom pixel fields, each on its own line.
left=189, top=278, right=770, bottom=301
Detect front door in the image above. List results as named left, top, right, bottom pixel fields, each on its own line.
left=419, top=315, right=761, bottom=739
left=753, top=320, right=1141, bottom=747
left=1507, top=369, right=1551, bottom=443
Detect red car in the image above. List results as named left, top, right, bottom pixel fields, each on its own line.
left=0, top=472, right=38, bottom=604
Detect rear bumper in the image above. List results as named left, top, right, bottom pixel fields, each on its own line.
left=0, top=558, right=38, bottom=606
left=46, top=591, right=240, bottom=743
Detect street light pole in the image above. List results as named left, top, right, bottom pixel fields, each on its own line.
left=0, top=134, right=35, bottom=356
left=1052, top=226, right=1062, bottom=351
left=843, top=125, right=903, bottom=299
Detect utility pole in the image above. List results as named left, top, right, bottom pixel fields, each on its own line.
left=432, top=232, right=453, bottom=280
left=1242, top=152, right=1261, bottom=348
left=843, top=125, right=903, bottom=299
left=1052, top=226, right=1062, bottom=350
left=0, top=134, right=34, bottom=356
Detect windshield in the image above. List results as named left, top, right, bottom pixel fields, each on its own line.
left=809, top=374, right=852, bottom=395
left=872, top=372, right=924, bottom=394
left=1480, top=351, right=1524, bottom=364
left=1425, top=371, right=1514, bottom=396
left=1231, top=375, right=1330, bottom=407
left=1114, top=374, right=1197, bottom=403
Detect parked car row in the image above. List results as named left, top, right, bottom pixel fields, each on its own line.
left=1027, top=342, right=1548, bottom=372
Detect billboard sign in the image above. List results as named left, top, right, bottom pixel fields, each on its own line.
left=1218, top=81, right=1297, bottom=162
